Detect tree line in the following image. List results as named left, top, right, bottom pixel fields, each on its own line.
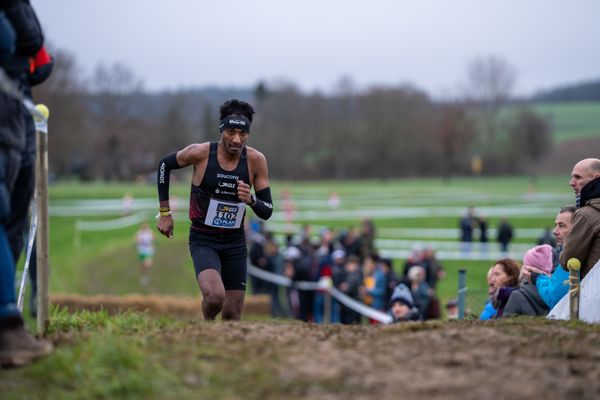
left=32, top=50, right=552, bottom=181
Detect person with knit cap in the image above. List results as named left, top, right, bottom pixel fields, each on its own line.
left=388, top=283, right=420, bottom=322
left=502, top=245, right=553, bottom=317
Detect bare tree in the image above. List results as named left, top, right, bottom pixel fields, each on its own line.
left=464, top=55, right=517, bottom=172
left=436, top=102, right=475, bottom=180
left=32, top=48, right=89, bottom=178
left=508, top=108, right=552, bottom=181
left=88, top=63, right=145, bottom=180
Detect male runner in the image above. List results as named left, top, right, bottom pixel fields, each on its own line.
left=156, top=99, right=273, bottom=320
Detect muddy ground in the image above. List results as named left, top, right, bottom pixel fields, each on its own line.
left=158, top=318, right=600, bottom=400
left=42, top=295, right=600, bottom=399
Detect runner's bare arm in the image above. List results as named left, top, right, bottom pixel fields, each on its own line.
left=157, top=143, right=209, bottom=238
left=240, top=149, right=272, bottom=220
left=251, top=150, right=270, bottom=192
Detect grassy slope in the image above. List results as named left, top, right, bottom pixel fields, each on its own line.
left=3, top=310, right=600, bottom=400
left=532, top=101, right=600, bottom=142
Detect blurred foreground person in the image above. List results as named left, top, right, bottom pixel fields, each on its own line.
left=156, top=99, right=273, bottom=321
left=0, top=0, right=52, bottom=368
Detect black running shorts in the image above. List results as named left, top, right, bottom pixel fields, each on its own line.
left=188, top=228, right=248, bottom=291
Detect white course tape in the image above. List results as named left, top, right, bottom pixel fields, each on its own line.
left=247, top=265, right=392, bottom=324
left=75, top=212, right=149, bottom=231
left=17, top=201, right=38, bottom=311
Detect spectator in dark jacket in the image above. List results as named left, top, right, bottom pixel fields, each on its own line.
left=339, top=255, right=363, bottom=324
left=0, top=0, right=52, bottom=368
left=497, top=219, right=514, bottom=253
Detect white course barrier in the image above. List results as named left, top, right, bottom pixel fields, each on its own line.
left=73, top=212, right=150, bottom=247
left=247, top=265, right=393, bottom=324
left=547, top=259, right=600, bottom=323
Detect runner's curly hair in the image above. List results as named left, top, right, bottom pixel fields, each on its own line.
left=219, top=99, right=255, bottom=122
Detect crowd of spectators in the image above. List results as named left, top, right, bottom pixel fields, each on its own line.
left=246, top=218, right=447, bottom=324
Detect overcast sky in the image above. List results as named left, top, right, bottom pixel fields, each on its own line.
left=33, top=0, right=600, bottom=97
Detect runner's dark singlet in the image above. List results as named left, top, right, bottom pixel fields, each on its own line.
left=189, top=141, right=250, bottom=233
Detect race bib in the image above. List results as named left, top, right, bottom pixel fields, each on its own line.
left=204, top=198, right=246, bottom=229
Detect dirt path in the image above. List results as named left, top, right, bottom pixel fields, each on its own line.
left=174, top=319, right=600, bottom=400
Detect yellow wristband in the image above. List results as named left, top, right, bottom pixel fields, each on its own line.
left=159, top=209, right=172, bottom=217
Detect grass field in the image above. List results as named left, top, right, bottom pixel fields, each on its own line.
left=28, top=174, right=574, bottom=317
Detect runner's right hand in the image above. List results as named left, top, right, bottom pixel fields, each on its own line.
left=157, top=215, right=174, bottom=238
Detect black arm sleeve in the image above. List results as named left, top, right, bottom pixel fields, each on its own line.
left=157, top=152, right=182, bottom=202
left=250, top=187, right=273, bottom=220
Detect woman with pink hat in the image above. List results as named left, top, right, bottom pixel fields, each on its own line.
left=502, top=244, right=554, bottom=317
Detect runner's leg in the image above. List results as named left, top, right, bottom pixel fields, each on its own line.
left=198, top=269, right=225, bottom=320
left=222, top=290, right=245, bottom=320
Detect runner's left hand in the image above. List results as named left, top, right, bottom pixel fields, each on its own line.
left=237, top=180, right=252, bottom=204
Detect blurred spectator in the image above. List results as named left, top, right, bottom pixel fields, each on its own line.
left=284, top=244, right=315, bottom=322
left=263, top=233, right=287, bottom=317
left=422, top=246, right=445, bottom=289
left=477, top=214, right=490, bottom=255
left=329, top=249, right=346, bottom=323
left=489, top=258, right=521, bottom=318
left=480, top=266, right=497, bottom=320
left=380, top=257, right=398, bottom=308
left=537, top=227, right=557, bottom=249
left=407, top=265, right=431, bottom=320
left=339, top=255, right=363, bottom=324
left=503, top=245, right=552, bottom=317
left=122, top=192, right=133, bottom=216
left=388, top=283, right=420, bottom=323
left=362, top=254, right=386, bottom=313
left=328, top=192, right=340, bottom=209
left=477, top=215, right=489, bottom=244
left=403, top=243, right=424, bottom=277
left=445, top=298, right=459, bottom=319
left=248, top=229, right=267, bottom=295
left=135, top=222, right=155, bottom=286
left=459, top=207, right=475, bottom=254
left=312, top=235, right=335, bottom=323
left=421, top=246, right=443, bottom=319
left=359, top=218, right=376, bottom=259
left=497, top=218, right=514, bottom=253
left=339, top=227, right=361, bottom=258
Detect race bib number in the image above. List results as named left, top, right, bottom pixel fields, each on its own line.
left=204, top=198, right=246, bottom=229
